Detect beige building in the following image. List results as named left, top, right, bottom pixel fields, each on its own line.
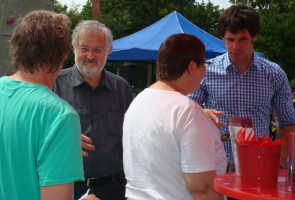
left=0, top=0, right=54, bottom=76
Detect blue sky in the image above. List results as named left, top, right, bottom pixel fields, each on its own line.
left=203, top=0, right=232, bottom=8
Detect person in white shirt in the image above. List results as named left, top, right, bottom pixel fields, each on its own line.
left=123, top=33, right=227, bottom=200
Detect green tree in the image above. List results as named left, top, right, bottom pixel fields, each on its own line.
left=54, top=0, right=86, bottom=68
left=96, top=0, right=222, bottom=90
left=230, top=0, right=295, bottom=80
left=189, top=1, right=222, bottom=36
left=53, top=0, right=68, bottom=13
left=96, top=0, right=222, bottom=39
left=98, top=0, right=196, bottom=39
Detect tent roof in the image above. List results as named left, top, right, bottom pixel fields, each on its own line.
left=108, top=11, right=227, bottom=62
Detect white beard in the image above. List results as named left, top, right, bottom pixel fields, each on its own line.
left=75, top=57, right=104, bottom=80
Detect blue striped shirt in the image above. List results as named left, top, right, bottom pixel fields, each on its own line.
left=188, top=53, right=295, bottom=162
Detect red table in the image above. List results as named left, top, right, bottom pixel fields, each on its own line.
left=213, top=169, right=295, bottom=200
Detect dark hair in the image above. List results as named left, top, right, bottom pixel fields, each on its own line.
left=216, top=4, right=260, bottom=38
left=156, top=33, right=205, bottom=81
left=10, top=10, right=72, bottom=73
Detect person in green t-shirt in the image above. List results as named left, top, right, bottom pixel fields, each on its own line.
left=0, top=10, right=98, bottom=200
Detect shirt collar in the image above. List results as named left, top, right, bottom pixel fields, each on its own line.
left=223, top=53, right=232, bottom=70
left=252, top=53, right=261, bottom=70
left=71, top=65, right=112, bottom=91
left=100, top=71, right=113, bottom=91
left=224, top=52, right=259, bottom=72
left=71, top=65, right=84, bottom=87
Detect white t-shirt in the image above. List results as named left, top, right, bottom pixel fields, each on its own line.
left=123, top=89, right=227, bottom=200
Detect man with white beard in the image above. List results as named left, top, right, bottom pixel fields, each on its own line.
left=53, top=20, right=133, bottom=200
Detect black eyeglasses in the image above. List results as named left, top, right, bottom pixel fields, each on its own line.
left=204, top=61, right=211, bottom=66
left=190, top=60, right=211, bottom=69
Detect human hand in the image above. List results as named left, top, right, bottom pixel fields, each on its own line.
left=203, top=109, right=226, bottom=128
left=82, top=194, right=100, bottom=200
left=81, top=134, right=95, bottom=157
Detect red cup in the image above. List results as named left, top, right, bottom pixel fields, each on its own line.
left=237, top=143, right=282, bottom=189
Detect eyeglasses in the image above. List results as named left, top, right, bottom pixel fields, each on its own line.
left=193, top=60, right=211, bottom=66
left=204, top=61, right=211, bottom=66
left=78, top=46, right=106, bottom=55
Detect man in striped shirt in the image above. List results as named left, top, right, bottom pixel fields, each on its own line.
left=188, top=4, right=295, bottom=168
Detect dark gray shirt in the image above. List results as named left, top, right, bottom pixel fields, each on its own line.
left=53, top=65, right=133, bottom=178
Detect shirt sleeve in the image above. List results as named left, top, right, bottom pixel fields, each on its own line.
left=273, top=68, right=295, bottom=128
left=37, top=113, right=84, bottom=186
left=180, top=102, right=216, bottom=173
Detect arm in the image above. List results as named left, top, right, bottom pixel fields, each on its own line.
left=277, top=125, right=295, bottom=166
left=40, top=183, right=73, bottom=200
left=271, top=67, right=295, bottom=166
left=92, top=0, right=100, bottom=20
left=184, top=170, right=223, bottom=200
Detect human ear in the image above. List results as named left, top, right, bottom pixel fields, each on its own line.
left=252, top=35, right=258, bottom=43
left=187, top=60, right=196, bottom=73
left=107, top=46, right=113, bottom=55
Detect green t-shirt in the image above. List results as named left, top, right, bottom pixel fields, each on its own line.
left=0, top=76, right=84, bottom=199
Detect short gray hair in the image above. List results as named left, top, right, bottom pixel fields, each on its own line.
left=72, top=20, right=113, bottom=50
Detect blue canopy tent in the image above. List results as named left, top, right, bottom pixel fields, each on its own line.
left=108, top=11, right=227, bottom=62
left=108, top=11, right=264, bottom=86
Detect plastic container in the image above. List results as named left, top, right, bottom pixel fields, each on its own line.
left=237, top=143, right=282, bottom=189
left=288, top=132, right=295, bottom=192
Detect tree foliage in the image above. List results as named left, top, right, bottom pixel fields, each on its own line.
left=97, top=0, right=221, bottom=39
left=54, top=0, right=294, bottom=91
left=54, top=0, right=222, bottom=90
